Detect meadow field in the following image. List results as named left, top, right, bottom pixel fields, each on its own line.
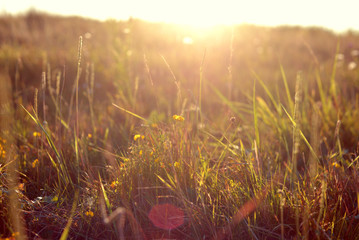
left=1, top=11, right=359, bottom=239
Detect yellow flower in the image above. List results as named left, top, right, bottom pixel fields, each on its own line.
left=87, top=133, right=92, bottom=138
left=18, top=183, right=24, bottom=191
left=110, top=181, right=119, bottom=188
left=174, top=162, right=180, bottom=168
left=52, top=195, right=59, bottom=202
left=33, top=132, right=41, bottom=137
left=139, top=150, right=143, bottom=156
left=134, top=134, right=145, bottom=141
left=85, top=210, right=94, bottom=217
left=32, top=159, right=39, bottom=168
left=173, top=115, right=184, bottom=121
left=332, top=162, right=340, bottom=168
left=0, top=149, right=5, bottom=158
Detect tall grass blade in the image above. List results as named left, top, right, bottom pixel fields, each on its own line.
left=330, top=42, right=340, bottom=101
left=309, top=104, right=320, bottom=179
left=1, top=73, right=27, bottom=239
left=282, top=105, right=320, bottom=166
left=99, top=175, right=112, bottom=214
left=253, top=79, right=260, bottom=147
left=59, top=190, right=79, bottom=240
left=75, top=36, right=83, bottom=137
left=21, top=105, right=61, bottom=160
left=280, top=64, right=294, bottom=114
left=315, top=70, right=329, bottom=117
left=252, top=70, right=280, bottom=113
left=209, top=83, right=244, bottom=119
left=292, top=72, right=303, bottom=237
left=227, top=28, right=234, bottom=101
left=161, top=55, right=182, bottom=112
left=112, top=103, right=148, bottom=122
left=198, top=49, right=206, bottom=124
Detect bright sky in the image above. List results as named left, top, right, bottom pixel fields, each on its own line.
left=1, top=0, right=358, bottom=32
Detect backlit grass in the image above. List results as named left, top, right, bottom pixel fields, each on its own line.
left=1, top=11, right=359, bottom=239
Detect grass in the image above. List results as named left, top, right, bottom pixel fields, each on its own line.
left=1, top=11, right=359, bottom=239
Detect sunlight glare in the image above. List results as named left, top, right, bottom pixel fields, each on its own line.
left=2, top=0, right=359, bottom=31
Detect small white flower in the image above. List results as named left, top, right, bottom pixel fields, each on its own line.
left=336, top=53, right=344, bottom=61
left=348, top=61, right=357, bottom=70
left=84, top=32, right=92, bottom=39
left=351, top=49, right=359, bottom=57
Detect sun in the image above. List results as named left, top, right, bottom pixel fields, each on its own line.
left=140, top=1, right=244, bottom=28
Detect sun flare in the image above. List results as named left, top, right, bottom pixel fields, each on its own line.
left=2, top=0, right=359, bottom=31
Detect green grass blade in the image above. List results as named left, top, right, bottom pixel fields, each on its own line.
left=59, top=190, right=79, bottom=240
left=252, top=70, right=280, bottom=114
left=112, top=103, right=148, bottom=122
left=253, top=79, right=260, bottom=147
left=21, top=105, right=61, bottom=161
left=280, top=64, right=294, bottom=114
left=209, top=82, right=244, bottom=119
left=99, top=175, right=112, bottom=214
left=330, top=42, right=340, bottom=99
left=282, top=105, right=320, bottom=164
left=201, top=130, right=239, bottom=157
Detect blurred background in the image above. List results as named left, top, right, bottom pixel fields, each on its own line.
left=1, top=0, right=359, bottom=32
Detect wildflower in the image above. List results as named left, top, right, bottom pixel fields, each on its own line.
left=0, top=144, right=5, bottom=158
left=18, top=183, right=24, bottom=191
left=336, top=53, right=344, bottom=61
left=173, top=115, right=184, bottom=122
left=85, top=210, right=94, bottom=217
left=174, top=162, right=180, bottom=168
left=351, top=49, right=359, bottom=57
left=32, top=159, right=39, bottom=168
left=33, top=132, right=41, bottom=137
left=332, top=162, right=340, bottom=168
left=134, top=134, right=144, bottom=141
left=111, top=180, right=119, bottom=189
left=87, top=133, right=92, bottom=138
left=139, top=150, right=143, bottom=156
left=84, top=32, right=92, bottom=39
left=348, top=61, right=357, bottom=70
left=229, top=180, right=236, bottom=188
left=154, top=158, right=160, bottom=163
left=52, top=195, right=59, bottom=202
